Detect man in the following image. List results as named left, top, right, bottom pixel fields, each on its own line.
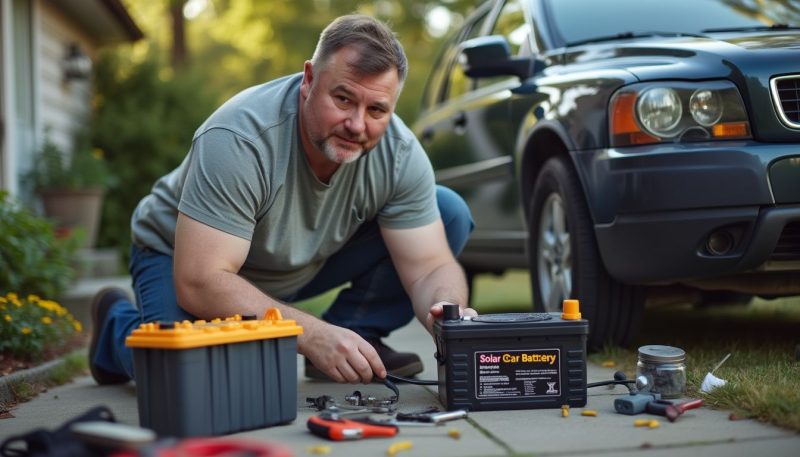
left=89, top=14, right=476, bottom=386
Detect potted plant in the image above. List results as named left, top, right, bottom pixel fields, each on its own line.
left=27, top=130, right=116, bottom=249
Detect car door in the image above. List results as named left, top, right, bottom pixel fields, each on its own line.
left=416, top=0, right=532, bottom=271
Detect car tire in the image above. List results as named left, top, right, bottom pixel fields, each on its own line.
left=528, top=156, right=644, bottom=349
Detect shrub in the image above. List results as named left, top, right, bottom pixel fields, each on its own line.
left=0, top=191, right=80, bottom=298
left=26, top=130, right=117, bottom=192
left=0, top=293, right=83, bottom=361
left=91, top=51, right=218, bottom=260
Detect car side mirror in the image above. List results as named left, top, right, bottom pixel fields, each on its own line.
left=458, top=35, right=533, bottom=80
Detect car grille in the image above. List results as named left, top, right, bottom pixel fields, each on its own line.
left=771, top=75, right=800, bottom=129
left=770, top=221, right=800, bottom=261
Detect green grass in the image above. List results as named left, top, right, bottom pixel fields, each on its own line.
left=5, top=350, right=88, bottom=404
left=595, top=298, right=800, bottom=432
left=293, top=269, right=534, bottom=317
left=293, top=269, right=800, bottom=431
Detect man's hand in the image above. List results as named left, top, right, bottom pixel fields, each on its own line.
left=426, top=301, right=478, bottom=333
left=299, top=322, right=386, bottom=384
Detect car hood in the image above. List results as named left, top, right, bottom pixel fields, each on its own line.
left=561, top=32, right=800, bottom=81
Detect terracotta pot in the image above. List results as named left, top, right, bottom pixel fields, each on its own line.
left=39, top=187, right=104, bottom=248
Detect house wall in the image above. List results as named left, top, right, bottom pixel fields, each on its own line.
left=1, top=0, right=137, bottom=198
left=37, top=0, right=95, bottom=158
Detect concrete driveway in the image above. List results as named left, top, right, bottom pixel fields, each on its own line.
left=1, top=320, right=798, bottom=456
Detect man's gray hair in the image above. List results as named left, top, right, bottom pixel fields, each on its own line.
left=311, top=14, right=408, bottom=83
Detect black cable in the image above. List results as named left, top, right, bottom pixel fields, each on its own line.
left=385, top=374, right=438, bottom=386
left=586, top=379, right=635, bottom=389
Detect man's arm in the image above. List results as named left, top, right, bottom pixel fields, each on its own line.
left=380, top=219, right=477, bottom=335
left=173, top=212, right=385, bottom=383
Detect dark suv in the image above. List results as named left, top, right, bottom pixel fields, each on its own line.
left=413, top=0, right=800, bottom=348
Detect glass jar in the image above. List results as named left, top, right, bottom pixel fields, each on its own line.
left=636, top=345, right=686, bottom=399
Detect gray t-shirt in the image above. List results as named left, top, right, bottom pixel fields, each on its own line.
left=131, top=73, right=438, bottom=298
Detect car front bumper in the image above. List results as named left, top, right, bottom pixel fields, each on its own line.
left=580, top=142, right=800, bottom=283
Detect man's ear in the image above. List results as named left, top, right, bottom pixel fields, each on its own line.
left=300, top=61, right=314, bottom=99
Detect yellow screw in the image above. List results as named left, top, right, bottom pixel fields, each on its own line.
left=581, top=410, right=598, bottom=417
left=561, top=405, right=570, bottom=417
left=633, top=419, right=660, bottom=428
left=448, top=428, right=461, bottom=439
left=387, top=441, right=413, bottom=457
left=306, top=445, right=331, bottom=455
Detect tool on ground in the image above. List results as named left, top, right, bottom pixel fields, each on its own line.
left=307, top=411, right=400, bottom=441
left=393, top=409, right=468, bottom=424
left=306, top=377, right=400, bottom=413
left=307, top=407, right=468, bottom=441
left=614, top=391, right=662, bottom=415
left=433, top=300, right=588, bottom=411
left=646, top=398, right=704, bottom=422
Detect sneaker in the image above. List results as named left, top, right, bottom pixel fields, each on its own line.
left=305, top=337, right=424, bottom=380
left=89, top=287, right=131, bottom=385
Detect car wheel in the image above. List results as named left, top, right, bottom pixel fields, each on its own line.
left=528, top=156, right=644, bottom=349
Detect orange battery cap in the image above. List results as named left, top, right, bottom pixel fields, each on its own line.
left=125, top=307, right=303, bottom=349
left=561, top=299, right=582, bottom=320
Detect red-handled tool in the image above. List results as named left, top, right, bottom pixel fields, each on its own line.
left=646, top=398, right=703, bottom=422
left=307, top=414, right=398, bottom=441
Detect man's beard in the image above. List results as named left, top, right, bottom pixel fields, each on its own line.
left=316, top=134, right=367, bottom=164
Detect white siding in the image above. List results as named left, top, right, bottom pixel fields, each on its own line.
left=37, top=0, right=95, bottom=155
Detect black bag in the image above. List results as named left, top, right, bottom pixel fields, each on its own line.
left=0, top=405, right=116, bottom=457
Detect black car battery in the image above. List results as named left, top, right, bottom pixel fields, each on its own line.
left=433, top=301, right=588, bottom=411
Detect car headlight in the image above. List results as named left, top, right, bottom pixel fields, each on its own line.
left=637, top=88, right=683, bottom=136
left=610, top=81, right=750, bottom=147
left=689, top=89, right=723, bottom=126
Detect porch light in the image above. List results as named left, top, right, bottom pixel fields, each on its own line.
left=62, top=43, right=92, bottom=82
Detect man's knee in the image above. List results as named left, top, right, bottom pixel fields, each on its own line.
left=436, top=185, right=474, bottom=255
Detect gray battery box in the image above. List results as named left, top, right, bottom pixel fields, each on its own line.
left=126, top=311, right=302, bottom=437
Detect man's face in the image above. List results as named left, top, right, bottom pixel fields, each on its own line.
left=300, top=46, right=400, bottom=165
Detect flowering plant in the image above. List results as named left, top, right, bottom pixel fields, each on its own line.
left=0, top=293, right=83, bottom=361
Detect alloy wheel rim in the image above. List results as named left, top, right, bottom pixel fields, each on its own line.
left=537, top=193, right=572, bottom=312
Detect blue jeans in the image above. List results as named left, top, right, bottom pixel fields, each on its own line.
left=93, top=186, right=473, bottom=379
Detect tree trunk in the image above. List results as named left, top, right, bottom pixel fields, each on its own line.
left=170, top=0, right=188, bottom=68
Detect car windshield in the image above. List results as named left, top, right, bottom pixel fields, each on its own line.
left=545, top=0, right=800, bottom=46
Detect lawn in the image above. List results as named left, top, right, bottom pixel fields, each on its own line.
left=296, top=269, right=800, bottom=432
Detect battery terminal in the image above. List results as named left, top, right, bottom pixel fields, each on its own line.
left=561, top=299, right=582, bottom=320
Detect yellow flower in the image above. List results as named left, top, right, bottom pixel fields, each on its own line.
left=27, top=294, right=40, bottom=303
left=6, top=293, right=17, bottom=300
left=3, top=315, right=11, bottom=322
left=21, top=327, right=32, bottom=335
left=42, top=316, right=53, bottom=325
left=11, top=298, right=21, bottom=307
left=73, top=321, right=83, bottom=332
left=92, top=148, right=105, bottom=160
left=0, top=297, right=7, bottom=303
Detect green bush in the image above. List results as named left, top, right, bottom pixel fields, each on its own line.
left=0, top=293, right=82, bottom=360
left=0, top=191, right=80, bottom=298
left=26, top=130, right=117, bottom=192
left=91, top=51, right=218, bottom=259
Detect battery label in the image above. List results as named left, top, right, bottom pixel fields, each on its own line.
left=475, top=349, right=561, bottom=399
